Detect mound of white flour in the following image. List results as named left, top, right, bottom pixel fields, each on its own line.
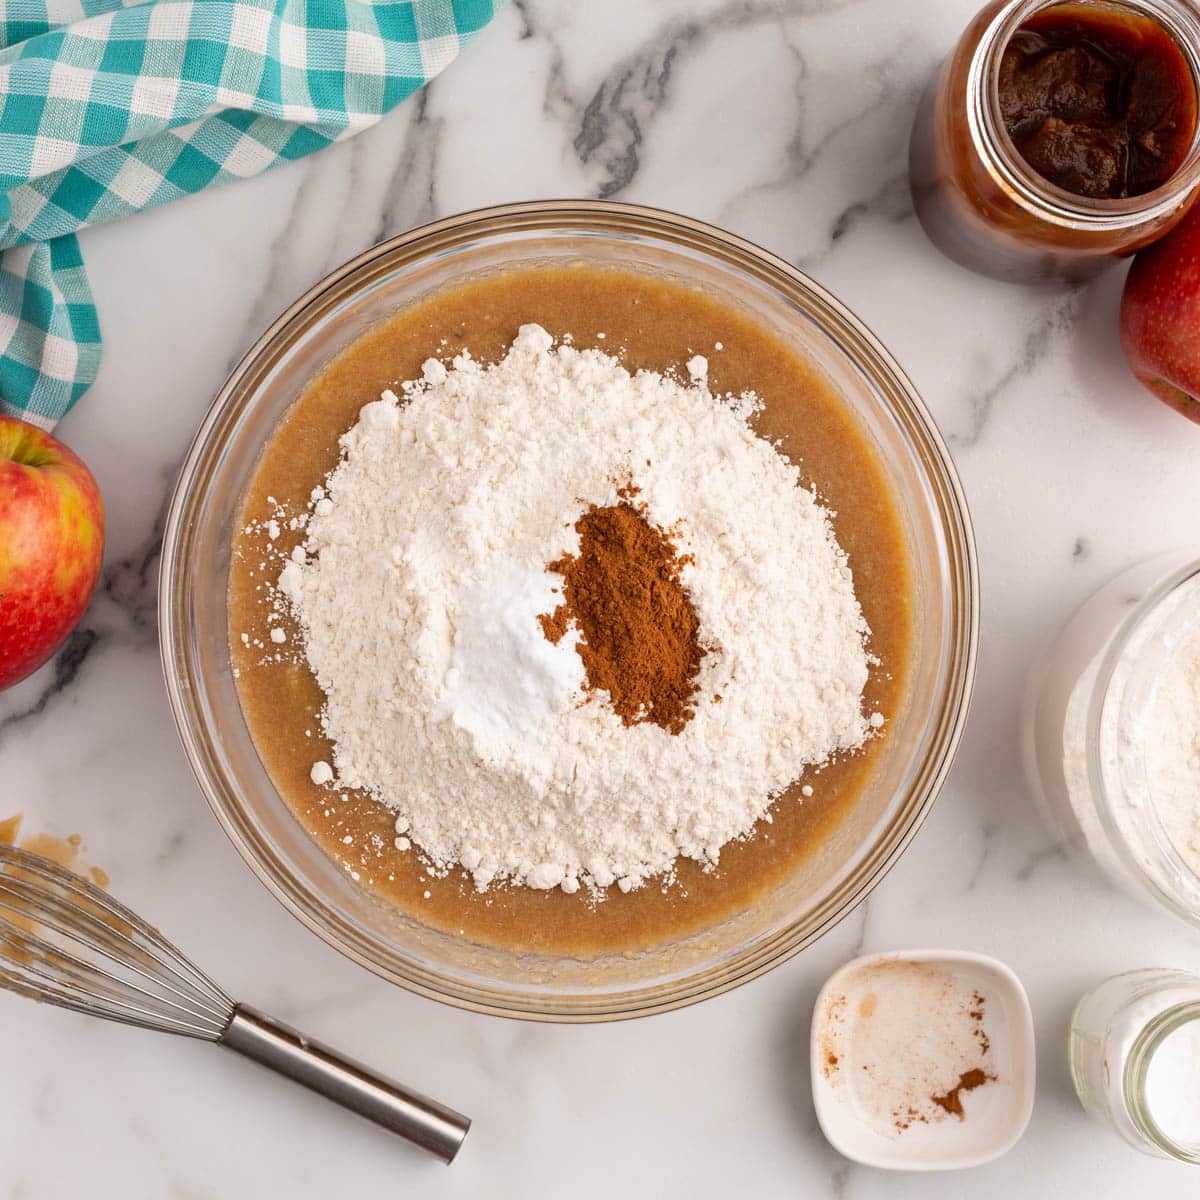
left=278, top=324, right=877, bottom=894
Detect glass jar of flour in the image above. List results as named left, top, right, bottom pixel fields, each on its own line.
left=1024, top=552, right=1200, bottom=926
left=1070, top=969, right=1200, bottom=1163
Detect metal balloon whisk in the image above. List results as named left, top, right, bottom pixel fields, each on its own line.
left=0, top=844, right=469, bottom=1163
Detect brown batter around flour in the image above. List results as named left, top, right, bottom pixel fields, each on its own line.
left=228, top=267, right=913, bottom=956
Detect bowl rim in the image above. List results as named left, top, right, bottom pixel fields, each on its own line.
left=159, top=199, right=980, bottom=1022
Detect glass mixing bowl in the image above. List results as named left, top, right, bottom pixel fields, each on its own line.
left=160, top=201, right=978, bottom=1021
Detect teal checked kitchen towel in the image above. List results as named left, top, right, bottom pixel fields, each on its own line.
left=0, top=0, right=504, bottom=428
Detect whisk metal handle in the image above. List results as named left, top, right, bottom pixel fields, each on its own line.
left=220, top=1005, right=470, bottom=1163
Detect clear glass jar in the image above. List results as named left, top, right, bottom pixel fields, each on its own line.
left=1024, top=553, right=1200, bottom=926
left=1070, top=969, right=1200, bottom=1162
left=909, top=0, right=1200, bottom=283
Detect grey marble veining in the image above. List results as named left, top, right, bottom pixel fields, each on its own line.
left=3, top=1, right=1200, bottom=1195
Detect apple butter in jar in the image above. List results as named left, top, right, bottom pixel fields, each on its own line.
left=910, top=0, right=1200, bottom=282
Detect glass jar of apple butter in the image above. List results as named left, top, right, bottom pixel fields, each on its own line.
left=910, top=0, right=1200, bottom=282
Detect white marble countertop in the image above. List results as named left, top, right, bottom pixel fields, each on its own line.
left=3, top=0, right=1200, bottom=1194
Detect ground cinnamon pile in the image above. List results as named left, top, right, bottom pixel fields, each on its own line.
left=931, top=1067, right=994, bottom=1119
left=540, top=500, right=705, bottom=734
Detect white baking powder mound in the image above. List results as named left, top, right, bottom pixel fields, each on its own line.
left=277, top=324, right=881, bottom=894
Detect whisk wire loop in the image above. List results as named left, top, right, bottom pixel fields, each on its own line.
left=0, top=910, right=229, bottom=1038
left=0, top=917, right=224, bottom=1036
left=0, top=845, right=232, bottom=1038
left=0, top=847, right=231, bottom=1009
left=0, top=849, right=231, bottom=1008
left=0, top=872, right=227, bottom=1014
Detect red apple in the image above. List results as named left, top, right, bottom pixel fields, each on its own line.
left=1120, top=205, right=1200, bottom=424
left=0, top=415, right=104, bottom=689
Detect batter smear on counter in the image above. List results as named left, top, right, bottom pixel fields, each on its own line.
left=540, top=498, right=705, bottom=735
left=228, top=266, right=914, bottom=954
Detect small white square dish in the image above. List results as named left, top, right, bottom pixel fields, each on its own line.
left=810, top=948, right=1036, bottom=1170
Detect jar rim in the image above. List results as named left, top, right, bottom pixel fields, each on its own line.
left=1087, top=556, right=1200, bottom=923
left=968, top=0, right=1200, bottom=230
left=1125, top=999, right=1200, bottom=1162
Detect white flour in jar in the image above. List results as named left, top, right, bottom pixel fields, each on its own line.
left=1145, top=1018, right=1200, bottom=1149
left=1139, top=616, right=1200, bottom=873
left=276, top=324, right=880, bottom=894
left=1056, top=567, right=1200, bottom=890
